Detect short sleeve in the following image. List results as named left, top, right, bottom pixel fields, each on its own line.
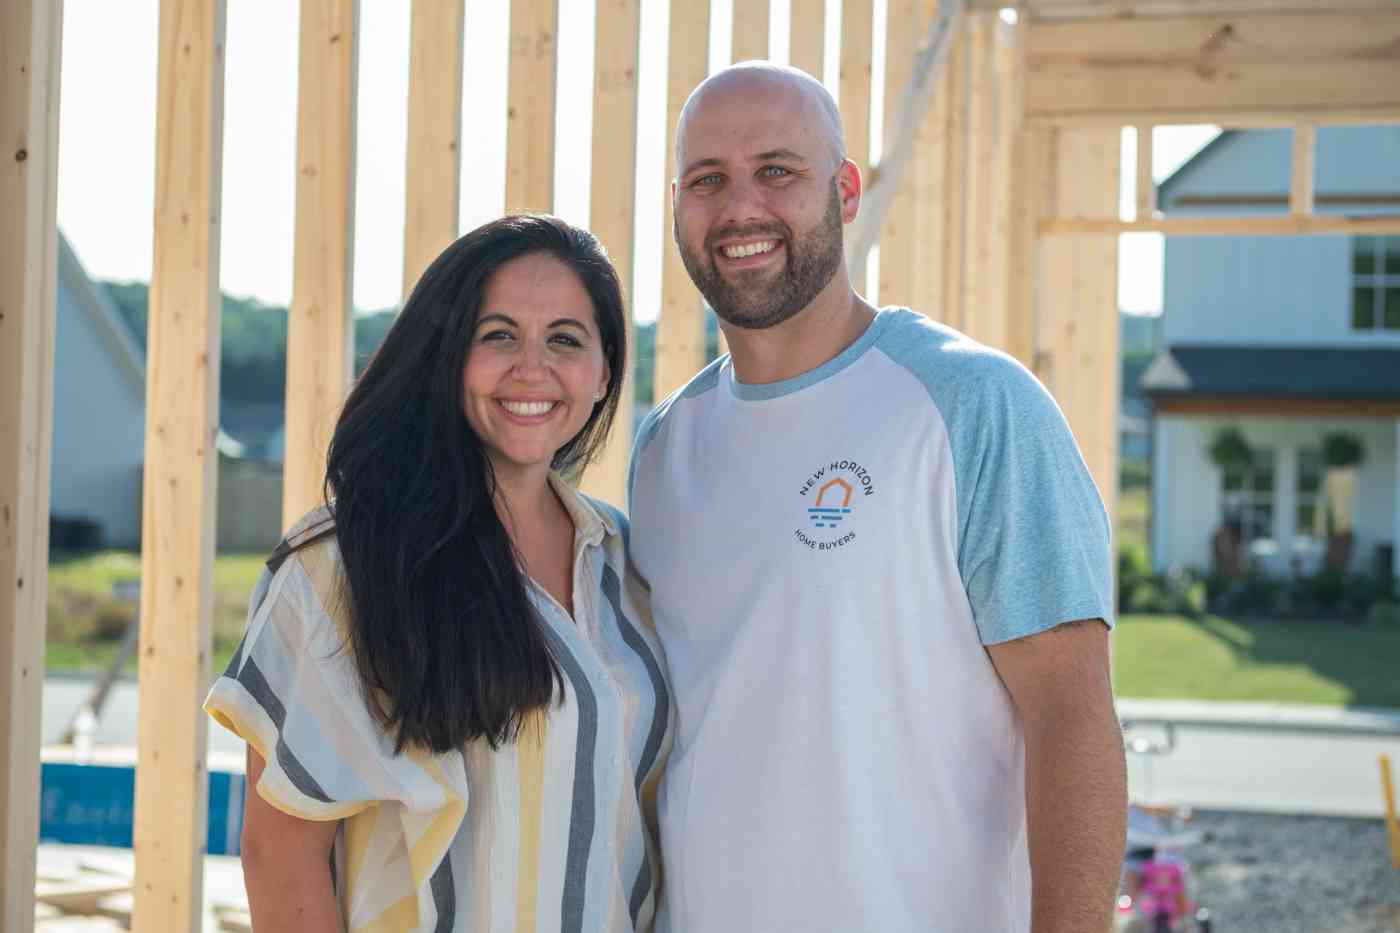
left=952, top=361, right=1114, bottom=645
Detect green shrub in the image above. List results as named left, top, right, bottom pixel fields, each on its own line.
left=1368, top=600, right=1400, bottom=626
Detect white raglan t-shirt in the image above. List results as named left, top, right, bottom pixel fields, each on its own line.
left=628, top=308, right=1114, bottom=933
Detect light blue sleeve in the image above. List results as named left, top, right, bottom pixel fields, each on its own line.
left=879, top=312, right=1114, bottom=644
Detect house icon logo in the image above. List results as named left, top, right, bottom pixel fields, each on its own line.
left=808, top=477, right=854, bottom=528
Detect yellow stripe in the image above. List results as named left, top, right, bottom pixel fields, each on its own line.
left=514, top=710, right=549, bottom=933
left=355, top=891, right=419, bottom=932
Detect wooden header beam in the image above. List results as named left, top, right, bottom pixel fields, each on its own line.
left=0, top=1, right=62, bottom=928
left=1042, top=214, right=1400, bottom=235
left=133, top=2, right=227, bottom=930
left=973, top=0, right=1399, bottom=16
left=1024, top=10, right=1400, bottom=125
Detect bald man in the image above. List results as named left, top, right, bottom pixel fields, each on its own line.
left=628, top=64, right=1127, bottom=933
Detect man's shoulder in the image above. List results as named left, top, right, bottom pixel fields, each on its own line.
left=633, top=355, right=726, bottom=457
left=873, top=307, right=1045, bottom=411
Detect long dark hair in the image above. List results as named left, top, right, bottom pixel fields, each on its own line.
left=319, top=214, right=627, bottom=753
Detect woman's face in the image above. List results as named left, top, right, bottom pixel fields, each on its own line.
left=462, top=252, right=610, bottom=485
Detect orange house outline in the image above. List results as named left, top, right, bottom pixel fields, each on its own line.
left=815, top=477, right=854, bottom=509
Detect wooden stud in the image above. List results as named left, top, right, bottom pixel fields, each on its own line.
left=283, top=0, right=358, bottom=532
left=1035, top=126, right=1120, bottom=524
left=909, top=6, right=953, bottom=324
left=402, top=0, right=465, bottom=296
left=505, top=0, right=559, bottom=212
left=1041, top=215, right=1400, bottom=236
left=1005, top=125, right=1048, bottom=370
left=1024, top=11, right=1400, bottom=124
left=1290, top=123, right=1316, bottom=217
left=960, top=11, right=1001, bottom=347
left=733, top=0, right=770, bottom=63
left=1136, top=124, right=1155, bottom=220
left=132, top=2, right=227, bottom=930
left=839, top=0, right=875, bottom=186
left=655, top=0, right=710, bottom=403
left=790, top=0, right=825, bottom=78
left=876, top=0, right=933, bottom=311
left=0, top=1, right=62, bottom=928
left=941, top=28, right=967, bottom=330
left=1381, top=755, right=1400, bottom=869
left=578, top=0, right=642, bottom=504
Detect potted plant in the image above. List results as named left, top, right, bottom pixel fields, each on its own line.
left=1206, top=428, right=1253, bottom=578
left=1322, top=432, right=1365, bottom=572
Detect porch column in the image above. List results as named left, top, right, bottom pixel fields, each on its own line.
left=1393, top=419, right=1400, bottom=581
left=1276, top=445, right=1298, bottom=576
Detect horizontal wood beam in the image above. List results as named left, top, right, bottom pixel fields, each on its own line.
left=1154, top=396, right=1400, bottom=417
left=975, top=0, right=1400, bottom=16
left=1041, top=214, right=1400, bottom=235
left=1173, top=193, right=1400, bottom=207
left=1024, top=10, right=1400, bottom=123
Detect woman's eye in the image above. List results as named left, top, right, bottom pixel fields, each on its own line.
left=478, top=329, right=514, bottom=343
left=550, top=333, right=584, bottom=348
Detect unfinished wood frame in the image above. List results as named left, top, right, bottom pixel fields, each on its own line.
left=1043, top=215, right=1400, bottom=236
left=732, top=0, right=770, bottom=63
left=505, top=0, right=558, bottom=212
left=1290, top=123, right=1315, bottom=216
left=132, top=2, right=227, bottom=930
left=654, top=0, right=710, bottom=404
left=579, top=0, right=642, bottom=504
left=0, top=1, right=62, bottom=928
left=1034, top=126, right=1121, bottom=519
left=839, top=0, right=875, bottom=193
left=790, top=0, right=825, bottom=78
left=1136, top=125, right=1155, bottom=220
left=402, top=0, right=465, bottom=296
left=1023, top=9, right=1400, bottom=126
left=283, top=0, right=359, bottom=531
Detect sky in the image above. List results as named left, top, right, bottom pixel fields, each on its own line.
left=56, top=0, right=1216, bottom=321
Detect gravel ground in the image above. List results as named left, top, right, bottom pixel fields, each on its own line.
left=1175, top=810, right=1400, bottom=932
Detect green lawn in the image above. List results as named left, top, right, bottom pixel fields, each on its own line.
left=1114, top=613, right=1400, bottom=708
left=46, top=550, right=264, bottom=676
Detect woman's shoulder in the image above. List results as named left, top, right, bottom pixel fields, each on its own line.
left=259, top=503, right=348, bottom=630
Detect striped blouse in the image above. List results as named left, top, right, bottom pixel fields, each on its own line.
left=204, top=476, right=674, bottom=932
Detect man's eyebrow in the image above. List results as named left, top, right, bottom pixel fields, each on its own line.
left=680, top=156, right=724, bottom=178
left=755, top=148, right=807, bottom=163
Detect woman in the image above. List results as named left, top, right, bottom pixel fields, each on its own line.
left=205, top=214, right=673, bottom=932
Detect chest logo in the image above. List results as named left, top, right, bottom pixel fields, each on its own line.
left=795, top=460, right=876, bottom=551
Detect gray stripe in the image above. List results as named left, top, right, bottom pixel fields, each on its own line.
left=234, top=657, right=333, bottom=803
left=600, top=565, right=669, bottom=926
left=429, top=855, right=455, bottom=933
left=540, top=624, right=598, bottom=933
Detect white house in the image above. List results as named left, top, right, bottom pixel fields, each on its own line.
left=1142, top=126, right=1400, bottom=581
left=51, top=234, right=146, bottom=547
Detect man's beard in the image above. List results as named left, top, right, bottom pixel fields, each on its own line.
left=677, top=180, right=844, bottom=331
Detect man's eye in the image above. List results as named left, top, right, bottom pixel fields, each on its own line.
left=760, top=166, right=792, bottom=178
left=692, top=174, right=723, bottom=188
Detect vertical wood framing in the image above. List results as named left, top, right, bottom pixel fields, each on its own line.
left=579, top=0, right=642, bottom=503
left=840, top=0, right=874, bottom=289
left=655, top=0, right=710, bottom=403
left=403, top=0, right=465, bottom=296
left=0, top=1, right=62, bottom=928
left=876, top=0, right=933, bottom=310
left=1136, top=124, right=1155, bottom=220
left=133, top=2, right=227, bottom=930
left=960, top=11, right=1000, bottom=347
left=505, top=0, right=558, bottom=212
left=1291, top=123, right=1316, bottom=216
left=732, top=0, right=769, bottom=63
left=1005, top=124, right=1048, bottom=370
left=940, top=29, right=967, bottom=330
left=909, top=5, right=952, bottom=323
left=789, top=0, right=824, bottom=78
left=283, top=0, right=358, bottom=531
left=992, top=16, right=1027, bottom=362
left=1035, top=126, right=1120, bottom=523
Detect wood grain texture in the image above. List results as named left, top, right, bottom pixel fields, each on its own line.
left=0, top=0, right=62, bottom=927
left=789, top=0, right=825, bottom=78
left=505, top=0, right=558, bottom=212
left=839, top=0, right=874, bottom=181
left=1024, top=10, right=1400, bottom=122
left=1136, top=124, right=1155, bottom=219
left=133, top=2, right=227, bottom=930
left=1290, top=123, right=1315, bottom=217
left=876, top=0, right=934, bottom=309
left=655, top=0, right=710, bottom=403
left=403, top=0, right=464, bottom=296
left=1042, top=215, right=1400, bottom=235
left=284, top=0, right=357, bottom=531
left=732, top=0, right=770, bottom=62
left=579, top=0, right=641, bottom=504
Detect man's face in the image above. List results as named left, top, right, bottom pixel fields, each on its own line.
left=672, top=79, right=853, bottom=331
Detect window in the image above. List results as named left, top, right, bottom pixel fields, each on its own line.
left=1295, top=447, right=1324, bottom=547
left=1352, top=235, right=1400, bottom=331
left=1221, top=447, right=1276, bottom=547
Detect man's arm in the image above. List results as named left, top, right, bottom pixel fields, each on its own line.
left=987, top=618, right=1126, bottom=933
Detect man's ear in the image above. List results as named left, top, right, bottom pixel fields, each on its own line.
left=837, top=158, right=862, bottom=224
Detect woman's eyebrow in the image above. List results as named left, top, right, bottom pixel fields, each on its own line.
left=549, top=318, right=590, bottom=332
left=475, top=313, right=517, bottom=328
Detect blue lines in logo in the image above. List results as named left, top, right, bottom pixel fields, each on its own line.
left=808, top=507, right=852, bottom=529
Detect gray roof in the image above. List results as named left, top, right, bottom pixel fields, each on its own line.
left=1141, top=345, right=1400, bottom=400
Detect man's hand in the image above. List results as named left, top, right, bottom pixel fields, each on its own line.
left=987, top=619, right=1127, bottom=933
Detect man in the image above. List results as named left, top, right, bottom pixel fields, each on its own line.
left=628, top=63, right=1126, bottom=932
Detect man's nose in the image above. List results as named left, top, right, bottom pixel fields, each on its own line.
left=718, top=175, right=768, bottom=226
